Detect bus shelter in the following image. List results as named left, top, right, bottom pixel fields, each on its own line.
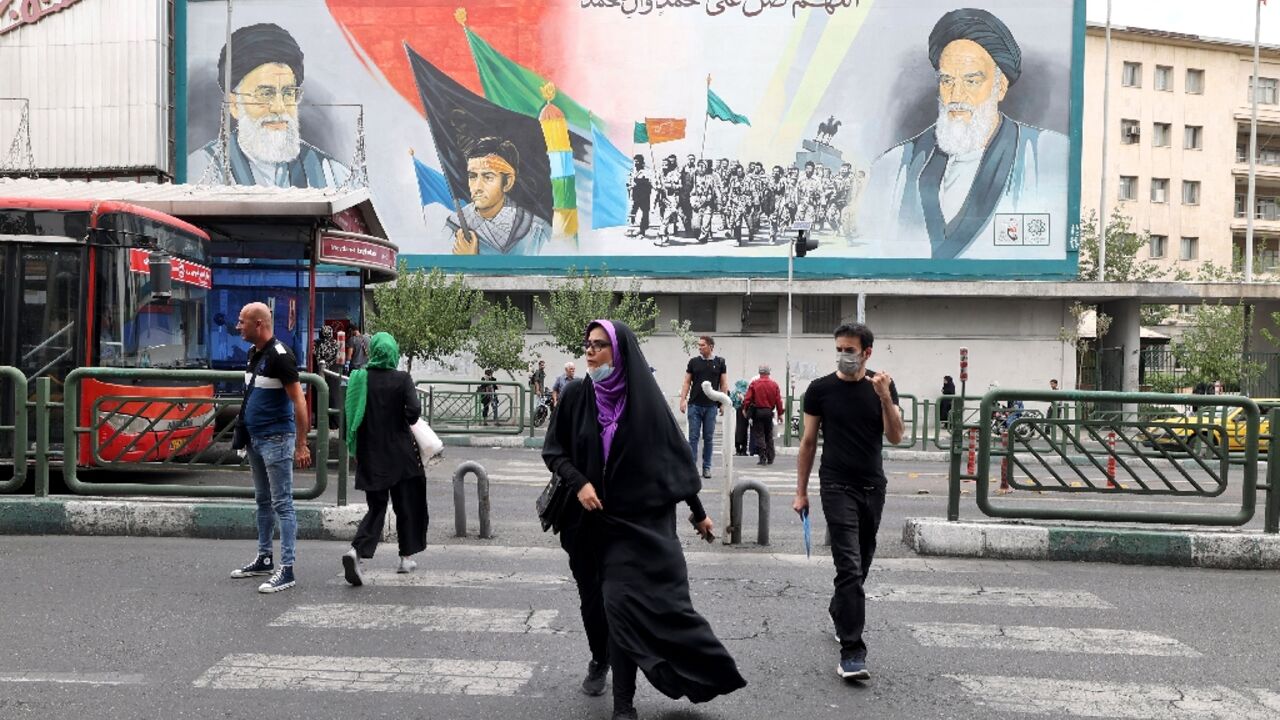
left=0, top=179, right=397, bottom=373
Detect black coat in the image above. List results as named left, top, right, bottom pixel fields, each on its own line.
left=354, top=368, right=423, bottom=492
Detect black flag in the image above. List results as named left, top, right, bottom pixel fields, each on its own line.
left=405, top=42, right=553, bottom=224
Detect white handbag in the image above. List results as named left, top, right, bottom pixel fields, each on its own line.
left=410, top=418, right=444, bottom=468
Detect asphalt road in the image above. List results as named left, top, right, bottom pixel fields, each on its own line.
left=3, top=447, right=1280, bottom=719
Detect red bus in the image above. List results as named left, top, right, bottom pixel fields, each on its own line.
left=0, top=198, right=215, bottom=465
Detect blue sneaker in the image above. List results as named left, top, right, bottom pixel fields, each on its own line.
left=837, top=656, right=870, bottom=681
left=230, top=554, right=273, bottom=578
left=257, top=565, right=296, bottom=593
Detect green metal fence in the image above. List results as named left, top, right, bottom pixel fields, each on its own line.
left=415, top=379, right=528, bottom=435
left=948, top=388, right=1274, bottom=531
left=61, top=367, right=330, bottom=499
left=0, top=366, right=28, bottom=493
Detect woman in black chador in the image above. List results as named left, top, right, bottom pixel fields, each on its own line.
left=543, top=320, right=747, bottom=720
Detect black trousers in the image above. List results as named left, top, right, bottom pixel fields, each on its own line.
left=630, top=185, right=652, bottom=233
left=751, top=411, right=775, bottom=463
left=610, top=633, right=638, bottom=710
left=351, top=475, right=429, bottom=558
left=820, top=481, right=885, bottom=661
left=560, top=505, right=610, bottom=665
left=734, top=406, right=750, bottom=454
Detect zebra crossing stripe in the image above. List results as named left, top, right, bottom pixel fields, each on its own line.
left=907, top=622, right=1199, bottom=656
left=194, top=654, right=535, bottom=697
left=870, top=584, right=1111, bottom=608
left=270, top=603, right=558, bottom=634
left=947, top=675, right=1280, bottom=719
left=0, top=672, right=146, bottom=686
left=331, top=570, right=567, bottom=588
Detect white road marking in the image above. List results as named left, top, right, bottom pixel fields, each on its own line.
left=948, top=675, right=1280, bottom=719
left=908, top=622, right=1199, bottom=656
left=0, top=672, right=146, bottom=686
left=330, top=570, right=567, bottom=588
left=871, top=558, right=1047, bottom=575
left=195, top=654, right=534, bottom=697
left=870, top=584, right=1111, bottom=608
left=271, top=603, right=558, bottom=634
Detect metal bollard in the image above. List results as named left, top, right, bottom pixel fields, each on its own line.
left=967, top=427, right=977, bottom=476
left=451, top=461, right=493, bottom=539
left=728, top=479, right=769, bottom=546
left=999, top=429, right=1011, bottom=492
left=1106, top=431, right=1118, bottom=488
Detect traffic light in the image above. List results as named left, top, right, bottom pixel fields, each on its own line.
left=795, top=229, right=818, bottom=257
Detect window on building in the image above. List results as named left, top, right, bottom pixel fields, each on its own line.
left=1180, top=236, right=1199, bottom=261
left=1149, top=235, right=1168, bottom=259
left=1150, top=178, right=1169, bottom=203
left=801, top=296, right=841, bottom=334
left=1154, top=65, right=1173, bottom=91
left=1118, top=175, right=1138, bottom=201
left=1122, top=61, right=1142, bottom=87
left=741, top=295, right=779, bottom=334
left=1120, top=119, right=1141, bottom=144
left=1152, top=122, right=1172, bottom=147
left=1251, top=76, right=1279, bottom=104
left=1237, top=194, right=1247, bottom=218
left=1264, top=148, right=1280, bottom=166
left=679, top=295, right=717, bottom=332
left=1185, top=68, right=1205, bottom=94
left=1184, top=125, right=1203, bottom=150
left=1177, top=180, right=1198, bottom=206
left=1260, top=196, right=1280, bottom=221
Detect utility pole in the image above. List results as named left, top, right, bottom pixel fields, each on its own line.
left=1247, top=0, right=1263, bottom=283
left=1096, top=0, right=1113, bottom=281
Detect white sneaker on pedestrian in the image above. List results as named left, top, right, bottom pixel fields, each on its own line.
left=397, top=556, right=418, bottom=574
left=342, top=548, right=363, bottom=587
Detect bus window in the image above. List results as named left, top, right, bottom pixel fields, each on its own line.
left=96, top=247, right=208, bottom=369
left=19, top=247, right=80, bottom=386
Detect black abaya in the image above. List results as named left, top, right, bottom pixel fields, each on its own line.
left=543, top=321, right=746, bottom=705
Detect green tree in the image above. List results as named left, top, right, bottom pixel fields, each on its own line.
left=471, top=298, right=532, bottom=378
left=1172, top=303, right=1261, bottom=390
left=369, top=263, right=482, bottom=370
left=1076, top=209, right=1166, bottom=283
left=534, top=267, right=660, bottom=356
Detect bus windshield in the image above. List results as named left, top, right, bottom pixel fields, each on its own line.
left=96, top=246, right=209, bottom=369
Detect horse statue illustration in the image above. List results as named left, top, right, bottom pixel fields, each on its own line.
left=816, top=116, right=842, bottom=145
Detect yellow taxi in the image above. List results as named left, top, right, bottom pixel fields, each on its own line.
left=1145, top=401, right=1277, bottom=452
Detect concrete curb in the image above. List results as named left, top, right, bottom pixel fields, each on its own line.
left=902, top=516, right=1280, bottom=570
left=442, top=435, right=543, bottom=449
left=0, top=497, right=395, bottom=542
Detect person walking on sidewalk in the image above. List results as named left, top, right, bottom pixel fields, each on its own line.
left=743, top=365, right=783, bottom=465
left=793, top=323, right=901, bottom=681
left=679, top=335, right=728, bottom=479
left=340, top=332, right=428, bottom=586
left=229, top=302, right=312, bottom=594
left=730, top=379, right=750, bottom=456
left=543, top=320, right=745, bottom=720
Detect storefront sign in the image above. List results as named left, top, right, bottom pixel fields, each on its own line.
left=1, top=0, right=87, bottom=36
left=128, top=248, right=213, bottom=290
left=317, top=234, right=397, bottom=271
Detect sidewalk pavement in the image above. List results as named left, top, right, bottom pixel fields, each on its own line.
left=904, top=516, right=1280, bottom=570
left=442, top=433, right=955, bottom=462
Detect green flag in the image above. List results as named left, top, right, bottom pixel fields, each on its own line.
left=464, top=27, right=600, bottom=130
left=707, top=88, right=750, bottom=126
left=633, top=121, right=650, bottom=144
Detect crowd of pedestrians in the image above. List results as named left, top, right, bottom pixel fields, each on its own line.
left=226, top=300, right=906, bottom=717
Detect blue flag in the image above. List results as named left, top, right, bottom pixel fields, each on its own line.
left=801, top=508, right=812, bottom=558
left=591, top=126, right=630, bottom=229
left=413, top=156, right=453, bottom=208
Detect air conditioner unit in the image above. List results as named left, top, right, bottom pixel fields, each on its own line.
left=1125, top=127, right=1141, bottom=138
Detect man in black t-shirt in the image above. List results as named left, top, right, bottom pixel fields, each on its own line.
left=794, top=323, right=902, bottom=682
left=679, top=335, right=728, bottom=479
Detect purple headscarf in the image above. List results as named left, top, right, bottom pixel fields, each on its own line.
left=588, top=320, right=627, bottom=463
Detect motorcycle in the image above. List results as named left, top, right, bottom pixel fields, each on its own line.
left=532, top=390, right=553, bottom=428
left=991, top=401, right=1036, bottom=441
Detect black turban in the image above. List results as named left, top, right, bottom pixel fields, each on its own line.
left=217, top=23, right=305, bottom=92
left=928, top=8, right=1021, bottom=87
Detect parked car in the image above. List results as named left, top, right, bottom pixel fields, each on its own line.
left=1144, top=401, right=1277, bottom=452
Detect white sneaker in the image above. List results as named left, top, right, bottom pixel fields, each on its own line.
left=342, top=548, right=363, bottom=586
left=397, top=556, right=418, bottom=574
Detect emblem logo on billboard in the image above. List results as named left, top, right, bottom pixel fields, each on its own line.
left=994, top=214, right=1050, bottom=247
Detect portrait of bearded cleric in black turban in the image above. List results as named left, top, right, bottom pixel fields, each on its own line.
left=188, top=22, right=350, bottom=189
left=864, top=7, right=1068, bottom=261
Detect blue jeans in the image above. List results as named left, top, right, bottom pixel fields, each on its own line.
left=687, top=404, right=718, bottom=472
left=247, top=433, right=297, bottom=567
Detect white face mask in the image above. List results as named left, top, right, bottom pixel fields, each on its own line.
left=837, top=352, right=862, bottom=375
left=587, top=364, right=614, bottom=383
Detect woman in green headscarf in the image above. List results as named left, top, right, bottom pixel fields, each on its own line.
left=341, top=331, right=428, bottom=585
left=730, top=379, right=750, bottom=456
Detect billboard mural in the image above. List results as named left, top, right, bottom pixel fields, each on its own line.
left=184, top=0, right=1082, bottom=278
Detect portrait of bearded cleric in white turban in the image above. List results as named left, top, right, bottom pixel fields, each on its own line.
left=189, top=23, right=349, bottom=189
left=865, top=7, right=1068, bottom=261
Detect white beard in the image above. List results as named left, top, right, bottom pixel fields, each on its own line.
left=235, top=100, right=302, bottom=164
left=934, top=90, right=1000, bottom=157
